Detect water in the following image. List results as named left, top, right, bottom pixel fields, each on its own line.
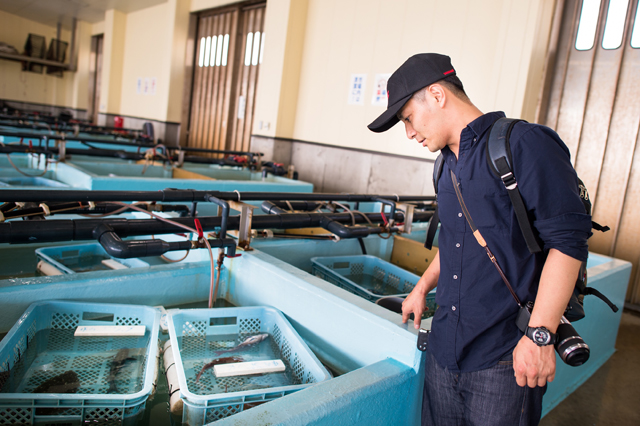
left=0, top=328, right=150, bottom=395
left=51, top=253, right=114, bottom=273
left=344, top=272, right=406, bottom=296
left=178, top=332, right=298, bottom=396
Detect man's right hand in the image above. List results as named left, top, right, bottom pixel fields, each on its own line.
left=402, top=287, right=427, bottom=329
left=402, top=251, right=440, bottom=329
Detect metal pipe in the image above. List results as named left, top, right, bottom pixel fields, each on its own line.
left=0, top=188, right=436, bottom=204
left=205, top=194, right=229, bottom=239
left=0, top=211, right=433, bottom=245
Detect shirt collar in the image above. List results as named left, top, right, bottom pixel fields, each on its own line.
left=440, top=111, right=506, bottom=160
left=464, top=111, right=506, bottom=145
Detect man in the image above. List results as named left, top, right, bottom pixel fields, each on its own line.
left=368, top=53, right=592, bottom=425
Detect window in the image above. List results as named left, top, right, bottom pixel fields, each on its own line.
left=602, top=0, right=629, bottom=49
left=576, top=0, right=602, bottom=50
left=244, top=32, right=253, bottom=66
left=251, top=32, right=261, bottom=65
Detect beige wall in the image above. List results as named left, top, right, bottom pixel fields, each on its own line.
left=271, top=0, right=557, bottom=160
left=118, top=3, right=170, bottom=120
left=0, top=10, right=84, bottom=109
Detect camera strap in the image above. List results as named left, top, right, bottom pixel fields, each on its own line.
left=450, top=170, right=522, bottom=308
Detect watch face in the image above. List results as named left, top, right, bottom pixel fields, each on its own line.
left=533, top=329, right=551, bottom=345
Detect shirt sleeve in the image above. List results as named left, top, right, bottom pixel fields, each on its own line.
left=509, top=124, right=592, bottom=261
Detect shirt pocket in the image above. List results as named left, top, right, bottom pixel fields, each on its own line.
left=461, top=180, right=513, bottom=232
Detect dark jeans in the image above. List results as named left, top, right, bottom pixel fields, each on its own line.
left=422, top=349, right=546, bottom=426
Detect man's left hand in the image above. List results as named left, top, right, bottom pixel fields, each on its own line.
left=512, top=335, right=556, bottom=388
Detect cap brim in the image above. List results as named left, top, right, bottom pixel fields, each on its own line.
left=367, top=93, right=412, bottom=133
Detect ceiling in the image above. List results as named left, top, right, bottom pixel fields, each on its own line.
left=0, top=0, right=168, bottom=30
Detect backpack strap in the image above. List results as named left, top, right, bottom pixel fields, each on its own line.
left=424, top=153, right=445, bottom=249
left=486, top=118, right=543, bottom=254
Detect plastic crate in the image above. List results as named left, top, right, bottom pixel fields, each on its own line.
left=36, top=243, right=149, bottom=274
left=311, top=255, right=437, bottom=310
left=167, top=306, right=331, bottom=425
left=0, top=301, right=160, bottom=425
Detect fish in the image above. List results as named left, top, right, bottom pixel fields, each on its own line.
left=194, top=356, right=244, bottom=382
left=214, top=333, right=269, bottom=355
left=33, top=370, right=80, bottom=394
left=33, top=370, right=80, bottom=416
left=107, top=348, right=139, bottom=394
left=0, top=370, right=9, bottom=392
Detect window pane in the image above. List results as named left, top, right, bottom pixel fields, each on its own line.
left=576, top=0, right=602, bottom=50
left=209, top=35, right=217, bottom=67
left=244, top=32, right=253, bottom=66
left=259, top=33, right=265, bottom=64
left=603, top=0, right=630, bottom=49
left=222, top=34, right=229, bottom=66
left=198, top=37, right=205, bottom=67
left=631, top=2, right=640, bottom=47
left=252, top=32, right=261, bottom=65
left=204, top=36, right=211, bottom=67
left=216, top=35, right=223, bottom=66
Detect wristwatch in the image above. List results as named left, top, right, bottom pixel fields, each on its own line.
left=525, top=326, right=557, bottom=346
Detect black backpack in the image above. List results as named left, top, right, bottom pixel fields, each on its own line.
left=424, top=117, right=618, bottom=321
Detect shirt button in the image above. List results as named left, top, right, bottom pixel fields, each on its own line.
left=458, top=213, right=463, bottom=217
left=453, top=275, right=458, bottom=280
left=473, top=138, right=477, bottom=142
left=456, top=243, right=461, bottom=248
left=452, top=306, right=456, bottom=311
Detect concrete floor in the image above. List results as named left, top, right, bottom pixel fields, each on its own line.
left=540, top=310, right=640, bottom=426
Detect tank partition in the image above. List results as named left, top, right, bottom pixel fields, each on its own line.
left=0, top=154, right=70, bottom=188
left=41, top=159, right=313, bottom=193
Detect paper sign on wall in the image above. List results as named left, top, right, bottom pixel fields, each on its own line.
left=136, top=78, right=142, bottom=94
left=143, top=78, right=150, bottom=95
left=348, top=74, right=367, bottom=105
left=372, top=73, right=391, bottom=106
left=150, top=77, right=157, bottom=96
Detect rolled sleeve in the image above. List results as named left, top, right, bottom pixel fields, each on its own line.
left=533, top=213, right=592, bottom=261
left=511, top=124, right=592, bottom=261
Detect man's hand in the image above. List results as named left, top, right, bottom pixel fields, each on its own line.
left=402, top=287, right=427, bottom=329
left=512, top=335, right=556, bottom=387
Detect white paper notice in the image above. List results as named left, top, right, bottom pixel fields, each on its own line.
left=348, top=74, right=367, bottom=105
left=136, top=78, right=142, bottom=94
left=372, top=73, right=391, bottom=106
left=150, top=77, right=157, bottom=96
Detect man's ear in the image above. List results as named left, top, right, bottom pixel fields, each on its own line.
left=428, top=84, right=446, bottom=107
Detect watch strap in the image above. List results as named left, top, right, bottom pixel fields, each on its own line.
left=525, top=326, right=557, bottom=346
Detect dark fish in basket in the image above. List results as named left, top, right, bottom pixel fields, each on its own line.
left=0, top=370, right=9, bottom=392
left=195, top=356, right=244, bottom=382
left=33, top=370, right=80, bottom=416
left=107, top=348, right=140, bottom=394
left=33, top=370, right=80, bottom=394
left=214, top=333, right=269, bottom=355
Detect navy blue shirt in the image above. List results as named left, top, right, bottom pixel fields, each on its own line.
left=428, top=111, right=592, bottom=373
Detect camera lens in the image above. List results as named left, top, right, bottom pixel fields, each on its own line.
left=555, top=322, right=590, bottom=366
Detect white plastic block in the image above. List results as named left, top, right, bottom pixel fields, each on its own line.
left=74, top=325, right=146, bottom=337
left=214, top=359, right=285, bottom=378
left=101, top=259, right=129, bottom=270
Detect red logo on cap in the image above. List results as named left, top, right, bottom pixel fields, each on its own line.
left=444, top=69, right=455, bottom=75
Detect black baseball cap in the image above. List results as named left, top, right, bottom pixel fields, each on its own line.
left=368, top=53, right=457, bottom=133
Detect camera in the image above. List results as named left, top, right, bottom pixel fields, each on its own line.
left=516, top=301, right=590, bottom=367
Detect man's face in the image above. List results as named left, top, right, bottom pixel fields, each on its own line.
left=398, top=88, right=447, bottom=153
